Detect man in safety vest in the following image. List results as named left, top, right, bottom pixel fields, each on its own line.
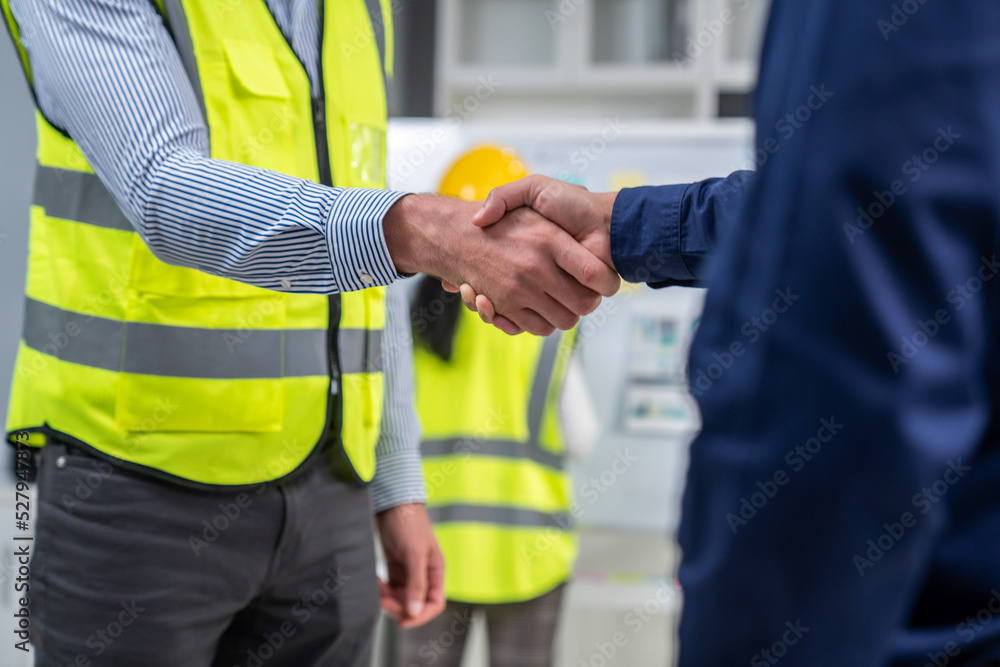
left=1, top=0, right=619, bottom=664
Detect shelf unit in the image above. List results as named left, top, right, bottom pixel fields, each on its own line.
left=434, top=0, right=771, bottom=120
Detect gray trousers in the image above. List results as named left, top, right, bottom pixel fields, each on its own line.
left=31, top=442, right=379, bottom=667
left=397, top=584, right=565, bottom=667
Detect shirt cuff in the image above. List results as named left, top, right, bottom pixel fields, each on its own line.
left=610, top=184, right=698, bottom=286
left=369, top=448, right=428, bottom=514
left=327, top=188, right=409, bottom=292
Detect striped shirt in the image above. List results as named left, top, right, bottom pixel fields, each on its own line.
left=9, top=0, right=424, bottom=511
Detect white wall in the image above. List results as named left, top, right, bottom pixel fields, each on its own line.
left=0, top=29, right=37, bottom=667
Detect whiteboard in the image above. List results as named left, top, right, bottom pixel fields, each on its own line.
left=387, top=118, right=753, bottom=534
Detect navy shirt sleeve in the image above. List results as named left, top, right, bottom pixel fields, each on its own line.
left=610, top=171, right=753, bottom=287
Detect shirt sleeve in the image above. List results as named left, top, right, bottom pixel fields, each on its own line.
left=11, top=0, right=404, bottom=294
left=610, top=170, right=754, bottom=288
left=369, top=282, right=427, bottom=513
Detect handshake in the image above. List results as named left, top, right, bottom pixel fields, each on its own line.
left=384, top=174, right=621, bottom=336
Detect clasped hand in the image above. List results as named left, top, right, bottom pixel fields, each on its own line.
left=385, top=174, right=619, bottom=336
left=451, top=175, right=619, bottom=335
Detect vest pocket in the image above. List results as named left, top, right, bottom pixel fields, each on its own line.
left=344, top=120, right=386, bottom=188
left=201, top=40, right=312, bottom=175
left=222, top=40, right=291, bottom=99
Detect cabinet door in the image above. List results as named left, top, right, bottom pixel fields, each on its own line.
left=592, top=0, right=686, bottom=65
left=457, top=0, right=557, bottom=66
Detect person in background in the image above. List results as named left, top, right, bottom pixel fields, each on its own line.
left=398, top=147, right=599, bottom=667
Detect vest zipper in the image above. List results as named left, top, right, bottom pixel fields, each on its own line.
left=310, top=8, right=344, bottom=447
left=312, top=97, right=332, bottom=187
left=259, top=1, right=356, bottom=482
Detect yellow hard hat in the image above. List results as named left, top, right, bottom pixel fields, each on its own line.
left=438, top=144, right=529, bottom=201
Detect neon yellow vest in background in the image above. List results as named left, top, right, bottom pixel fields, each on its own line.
left=414, top=309, right=578, bottom=604
left=2, top=0, right=394, bottom=486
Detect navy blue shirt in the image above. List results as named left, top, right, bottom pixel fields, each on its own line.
left=611, top=1, right=1000, bottom=665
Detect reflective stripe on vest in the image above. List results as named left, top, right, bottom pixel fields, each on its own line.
left=34, top=166, right=137, bottom=232
left=415, top=316, right=578, bottom=603
left=22, top=298, right=381, bottom=378
left=4, top=0, right=392, bottom=487
left=421, top=438, right=564, bottom=470
left=420, top=334, right=566, bottom=470
left=422, top=333, right=572, bottom=526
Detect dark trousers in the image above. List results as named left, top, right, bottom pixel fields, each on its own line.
left=30, top=442, right=379, bottom=666
left=397, top=584, right=565, bottom=667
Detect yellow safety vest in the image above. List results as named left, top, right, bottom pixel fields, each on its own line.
left=414, top=309, right=578, bottom=604
left=2, top=0, right=395, bottom=486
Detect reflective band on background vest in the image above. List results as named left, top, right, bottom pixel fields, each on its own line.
left=425, top=505, right=573, bottom=530
left=414, top=310, right=579, bottom=604
left=2, top=0, right=392, bottom=487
